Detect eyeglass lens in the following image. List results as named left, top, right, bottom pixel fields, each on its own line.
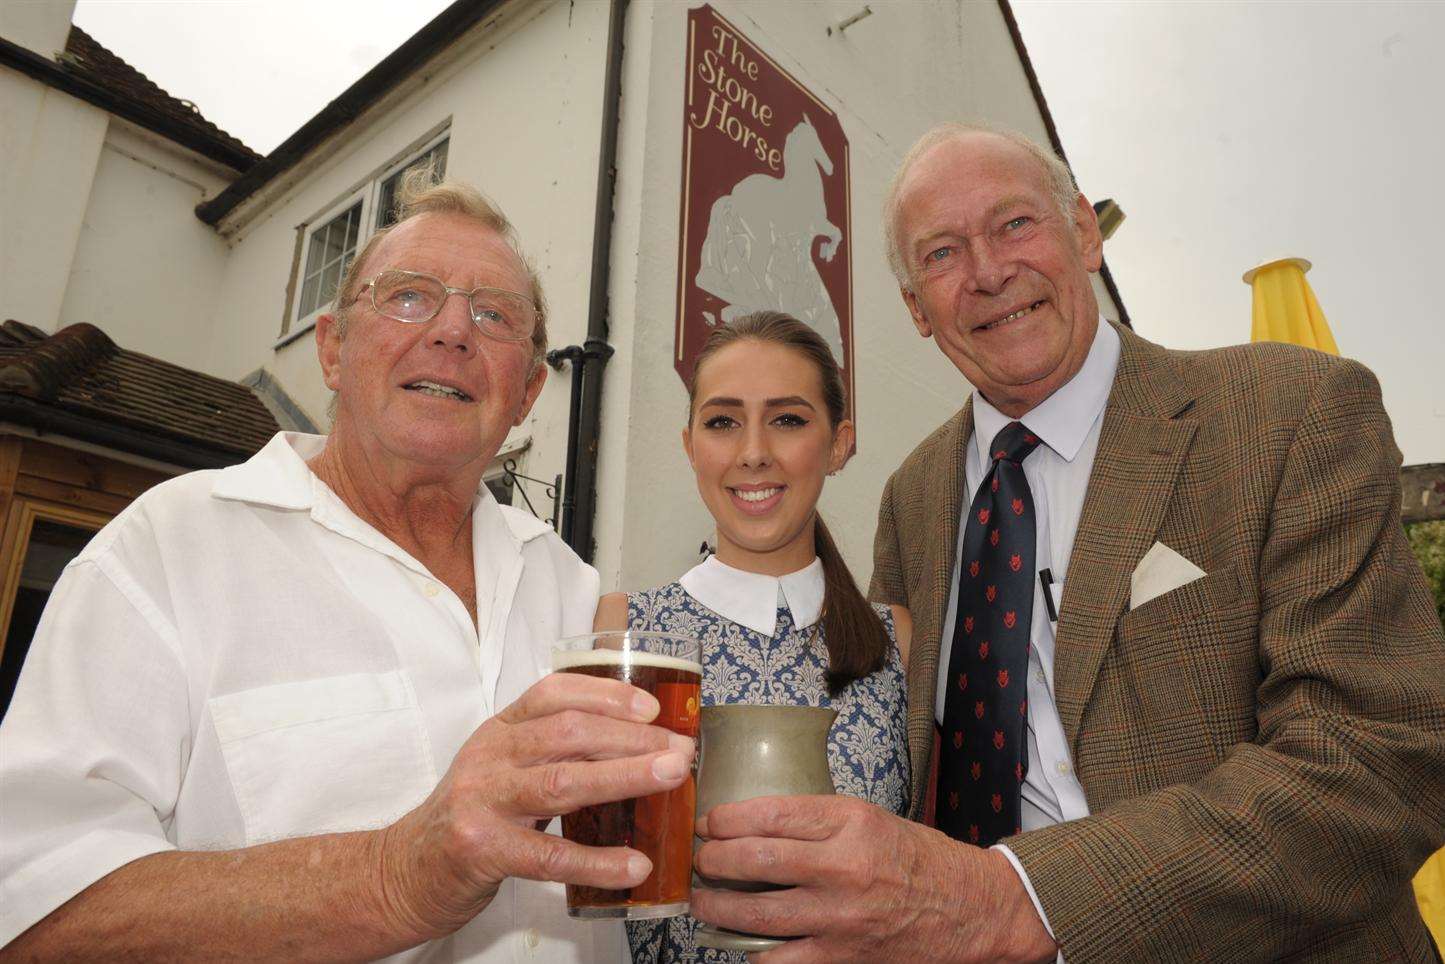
left=371, top=270, right=534, bottom=340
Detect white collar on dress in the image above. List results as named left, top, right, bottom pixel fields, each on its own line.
left=971, top=316, right=1121, bottom=463
left=678, top=555, right=825, bottom=638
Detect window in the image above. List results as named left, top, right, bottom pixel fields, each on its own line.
left=282, top=131, right=449, bottom=341
left=376, top=139, right=449, bottom=230
left=297, top=201, right=362, bottom=319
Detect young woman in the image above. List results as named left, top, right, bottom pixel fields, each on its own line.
left=594, top=311, right=912, bottom=963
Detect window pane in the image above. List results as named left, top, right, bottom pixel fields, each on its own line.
left=319, top=259, right=342, bottom=306
left=377, top=177, right=398, bottom=230
left=321, top=218, right=346, bottom=267
left=303, top=226, right=326, bottom=277
left=299, top=201, right=362, bottom=316
left=376, top=140, right=449, bottom=229
left=299, top=273, right=321, bottom=317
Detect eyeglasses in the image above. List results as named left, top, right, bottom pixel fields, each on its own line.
left=357, top=269, right=538, bottom=342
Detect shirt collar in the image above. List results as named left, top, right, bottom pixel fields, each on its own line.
left=972, top=316, right=1121, bottom=463
left=210, top=431, right=554, bottom=548
left=678, top=555, right=825, bottom=638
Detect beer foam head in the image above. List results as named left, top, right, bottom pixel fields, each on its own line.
left=552, top=647, right=703, bottom=677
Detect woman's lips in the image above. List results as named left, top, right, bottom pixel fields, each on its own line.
left=728, top=485, right=785, bottom=515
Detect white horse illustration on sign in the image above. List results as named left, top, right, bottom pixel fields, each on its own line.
left=694, top=114, right=844, bottom=362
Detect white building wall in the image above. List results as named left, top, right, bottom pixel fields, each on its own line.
left=596, top=0, right=1113, bottom=594
left=206, top=0, right=611, bottom=499
left=58, top=121, right=233, bottom=372
left=0, top=71, right=108, bottom=332
left=4, top=0, right=1119, bottom=597
left=0, top=0, right=74, bottom=60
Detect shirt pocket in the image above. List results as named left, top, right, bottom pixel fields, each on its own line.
left=209, top=670, right=438, bottom=845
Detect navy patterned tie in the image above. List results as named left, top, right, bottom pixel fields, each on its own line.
left=937, top=421, right=1041, bottom=846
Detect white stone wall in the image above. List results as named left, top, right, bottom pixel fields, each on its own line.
left=203, top=0, right=612, bottom=489
left=595, top=0, right=1119, bottom=594
left=4, top=0, right=1121, bottom=599
left=58, top=121, right=233, bottom=372
left=0, top=71, right=108, bottom=332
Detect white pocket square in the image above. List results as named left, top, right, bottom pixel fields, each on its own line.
left=1129, top=542, right=1206, bottom=610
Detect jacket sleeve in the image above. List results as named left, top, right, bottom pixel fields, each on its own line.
left=1006, top=358, right=1445, bottom=961
left=868, top=470, right=907, bottom=607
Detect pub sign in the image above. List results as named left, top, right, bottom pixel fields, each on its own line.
left=673, top=5, right=854, bottom=422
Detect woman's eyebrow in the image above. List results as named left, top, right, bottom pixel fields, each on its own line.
left=766, top=396, right=816, bottom=409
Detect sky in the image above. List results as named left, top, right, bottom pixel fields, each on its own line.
left=70, top=0, right=1445, bottom=465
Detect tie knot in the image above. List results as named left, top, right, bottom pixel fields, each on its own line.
left=988, top=421, right=1041, bottom=465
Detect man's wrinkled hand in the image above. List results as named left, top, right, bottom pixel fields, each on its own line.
left=375, top=672, right=695, bottom=941
left=690, top=795, right=1056, bottom=963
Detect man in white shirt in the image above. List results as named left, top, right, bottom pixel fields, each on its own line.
left=689, top=125, right=1445, bottom=961
left=0, top=178, right=693, bottom=960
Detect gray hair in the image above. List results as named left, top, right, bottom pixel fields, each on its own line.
left=333, top=168, right=548, bottom=370
left=881, top=122, right=1079, bottom=289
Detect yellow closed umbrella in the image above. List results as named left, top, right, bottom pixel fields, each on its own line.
left=1421, top=855, right=1445, bottom=951
left=1243, top=257, right=1442, bottom=948
left=1242, top=257, right=1339, bottom=354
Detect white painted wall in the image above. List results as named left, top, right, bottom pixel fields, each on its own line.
left=596, top=0, right=1113, bottom=595
left=5, top=0, right=1119, bottom=599
left=0, top=0, right=74, bottom=58
left=0, top=71, right=107, bottom=332
left=58, top=121, right=232, bottom=371
left=206, top=0, right=611, bottom=504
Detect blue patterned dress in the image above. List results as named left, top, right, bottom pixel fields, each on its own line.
left=624, top=581, right=910, bottom=964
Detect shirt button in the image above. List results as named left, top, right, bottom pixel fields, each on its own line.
left=524, top=929, right=540, bottom=949
left=1034, top=667, right=1046, bottom=685
left=1056, top=760, right=1071, bottom=776
left=423, top=582, right=440, bottom=598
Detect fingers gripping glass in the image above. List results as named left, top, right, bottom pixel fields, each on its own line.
left=360, top=269, right=538, bottom=342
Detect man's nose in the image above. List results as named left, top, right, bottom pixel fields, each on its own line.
left=966, top=236, right=1016, bottom=295
left=427, top=291, right=478, bottom=354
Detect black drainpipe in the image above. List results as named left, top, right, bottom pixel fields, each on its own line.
left=546, top=0, right=626, bottom=563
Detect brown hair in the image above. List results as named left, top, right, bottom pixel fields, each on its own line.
left=687, top=311, right=889, bottom=694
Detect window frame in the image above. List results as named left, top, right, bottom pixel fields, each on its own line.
left=287, top=190, right=370, bottom=341
left=278, top=127, right=451, bottom=348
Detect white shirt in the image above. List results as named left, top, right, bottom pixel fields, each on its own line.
left=678, top=555, right=825, bottom=635
left=0, top=433, right=618, bottom=962
left=932, top=320, right=1121, bottom=956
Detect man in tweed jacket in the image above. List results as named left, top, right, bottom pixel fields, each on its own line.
left=690, top=125, right=1445, bottom=962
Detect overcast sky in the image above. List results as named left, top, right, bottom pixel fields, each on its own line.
left=72, top=0, right=1445, bottom=464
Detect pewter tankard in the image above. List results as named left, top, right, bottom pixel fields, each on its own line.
left=694, top=704, right=836, bottom=952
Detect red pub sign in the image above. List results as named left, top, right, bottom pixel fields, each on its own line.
left=674, top=5, right=854, bottom=423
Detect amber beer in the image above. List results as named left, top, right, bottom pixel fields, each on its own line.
left=553, top=634, right=702, bottom=919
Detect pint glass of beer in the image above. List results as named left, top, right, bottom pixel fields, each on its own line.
left=552, top=631, right=702, bottom=919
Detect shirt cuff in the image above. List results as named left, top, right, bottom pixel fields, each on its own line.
left=992, top=844, right=1065, bottom=964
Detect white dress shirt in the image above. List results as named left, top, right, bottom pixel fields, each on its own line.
left=932, top=320, right=1121, bottom=956
left=678, top=555, right=826, bottom=635
left=0, top=433, right=619, bottom=962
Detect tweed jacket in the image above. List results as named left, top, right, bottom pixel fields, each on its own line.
left=869, top=323, right=1445, bottom=962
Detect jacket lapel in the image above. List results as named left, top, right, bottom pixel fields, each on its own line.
left=1053, top=325, right=1198, bottom=749
left=908, top=400, right=972, bottom=817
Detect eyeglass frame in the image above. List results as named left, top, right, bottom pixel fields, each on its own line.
left=351, top=268, right=540, bottom=343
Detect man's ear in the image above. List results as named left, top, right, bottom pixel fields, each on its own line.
left=1073, top=193, right=1104, bottom=272
left=316, top=312, right=343, bottom=391
left=902, top=287, right=933, bottom=338
left=513, top=363, right=548, bottom=426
